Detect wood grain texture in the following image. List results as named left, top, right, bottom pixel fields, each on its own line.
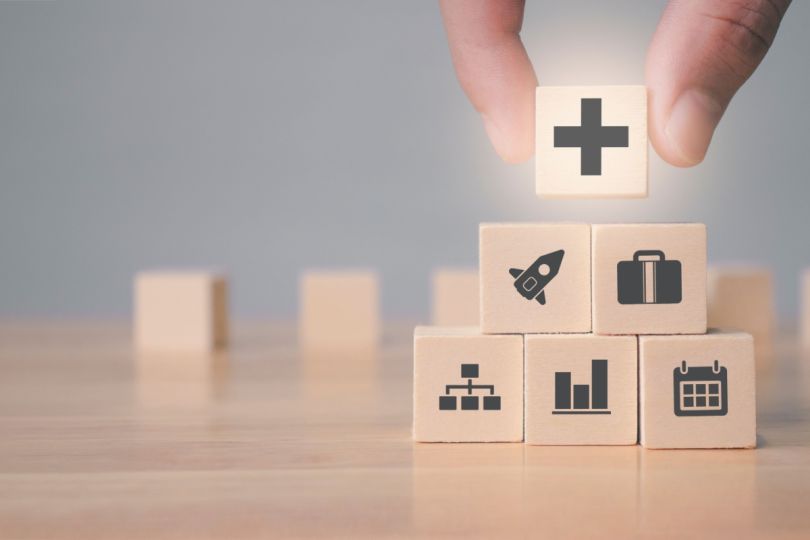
left=2, top=321, right=810, bottom=538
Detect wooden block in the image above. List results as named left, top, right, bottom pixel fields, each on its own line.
left=536, top=85, right=647, bottom=198
left=708, top=266, right=774, bottom=359
left=299, top=270, right=379, bottom=347
left=413, top=327, right=523, bottom=442
left=431, top=268, right=479, bottom=326
left=802, top=269, right=810, bottom=348
left=134, top=271, right=228, bottom=352
left=525, top=334, right=637, bottom=445
left=592, top=223, right=707, bottom=335
left=639, top=330, right=756, bottom=449
left=480, top=223, right=591, bottom=334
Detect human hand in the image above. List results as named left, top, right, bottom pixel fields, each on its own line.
left=439, top=0, right=791, bottom=166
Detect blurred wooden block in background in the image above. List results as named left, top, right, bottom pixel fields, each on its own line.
left=802, top=269, right=810, bottom=349
left=413, top=327, right=523, bottom=442
left=299, top=270, right=379, bottom=347
left=708, top=266, right=774, bottom=360
left=134, top=271, right=228, bottom=352
left=431, top=268, right=479, bottom=326
left=639, top=330, right=756, bottom=449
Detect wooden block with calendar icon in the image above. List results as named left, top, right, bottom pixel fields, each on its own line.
left=639, top=329, right=756, bottom=449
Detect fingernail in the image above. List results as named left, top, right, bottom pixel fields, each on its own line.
left=664, top=89, right=724, bottom=165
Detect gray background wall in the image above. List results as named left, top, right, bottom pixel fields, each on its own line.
left=1, top=1, right=808, bottom=320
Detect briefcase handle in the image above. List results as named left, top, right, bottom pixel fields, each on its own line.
left=633, top=250, right=666, bottom=261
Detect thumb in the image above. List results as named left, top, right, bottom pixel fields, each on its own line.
left=646, top=0, right=790, bottom=167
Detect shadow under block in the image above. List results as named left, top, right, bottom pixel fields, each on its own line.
left=431, top=269, right=480, bottom=326
left=480, top=223, right=591, bottom=334
left=524, top=334, right=637, bottom=445
left=299, top=270, right=379, bottom=347
left=707, top=266, right=774, bottom=359
left=535, top=85, right=647, bottom=198
left=592, top=223, right=707, bottom=335
left=639, top=330, right=756, bottom=449
left=413, top=327, right=523, bottom=442
left=134, top=272, right=229, bottom=352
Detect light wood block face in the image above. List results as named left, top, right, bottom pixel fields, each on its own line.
left=299, top=270, right=379, bottom=347
left=134, top=272, right=228, bottom=352
left=480, top=223, right=591, bottom=334
left=708, top=266, right=774, bottom=359
left=524, top=334, right=637, bottom=445
left=413, top=327, right=523, bottom=442
left=639, top=330, right=756, bottom=449
left=431, top=269, right=479, bottom=326
left=802, top=270, right=810, bottom=348
left=592, top=223, right=707, bottom=335
left=536, top=85, right=647, bottom=199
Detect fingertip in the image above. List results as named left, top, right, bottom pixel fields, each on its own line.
left=649, top=88, right=724, bottom=168
left=482, top=112, right=535, bottom=164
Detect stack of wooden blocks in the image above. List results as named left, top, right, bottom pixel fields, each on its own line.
left=414, top=86, right=756, bottom=449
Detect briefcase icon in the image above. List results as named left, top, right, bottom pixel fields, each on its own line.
left=617, top=250, right=682, bottom=305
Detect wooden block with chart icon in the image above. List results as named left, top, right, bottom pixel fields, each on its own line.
left=299, top=270, right=379, bottom=347
left=413, top=327, right=523, bottom=442
left=639, top=330, right=756, bottom=449
left=708, top=266, right=774, bottom=360
left=524, top=334, right=637, bottom=445
left=536, top=85, right=647, bottom=198
left=134, top=271, right=229, bottom=352
left=479, top=223, right=591, bottom=334
left=592, top=223, right=707, bottom=335
left=431, top=268, right=479, bottom=326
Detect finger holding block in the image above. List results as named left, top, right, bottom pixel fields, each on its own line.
left=413, top=327, right=523, bottom=442
left=299, top=270, right=379, bottom=347
left=639, top=330, right=756, bottom=449
left=592, top=223, right=707, bottom=335
left=431, top=269, right=479, bottom=327
left=707, top=266, right=774, bottom=359
left=525, top=334, right=637, bottom=445
left=134, top=271, right=228, bottom=352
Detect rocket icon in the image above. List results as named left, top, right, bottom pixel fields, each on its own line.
left=509, top=249, right=565, bottom=305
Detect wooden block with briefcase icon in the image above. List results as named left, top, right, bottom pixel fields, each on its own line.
left=592, top=223, right=707, bottom=335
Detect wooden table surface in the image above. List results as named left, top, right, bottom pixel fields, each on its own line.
left=1, top=322, right=809, bottom=539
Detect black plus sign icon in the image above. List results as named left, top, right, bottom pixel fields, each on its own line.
left=554, top=98, right=629, bottom=176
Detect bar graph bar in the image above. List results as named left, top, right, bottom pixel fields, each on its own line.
left=555, top=372, right=571, bottom=410
left=591, top=359, right=608, bottom=410
left=552, top=359, right=611, bottom=415
left=573, top=385, right=590, bottom=409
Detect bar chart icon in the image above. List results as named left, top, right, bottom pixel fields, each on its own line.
left=553, top=359, right=611, bottom=415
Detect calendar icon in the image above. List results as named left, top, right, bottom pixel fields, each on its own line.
left=673, top=360, right=728, bottom=417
